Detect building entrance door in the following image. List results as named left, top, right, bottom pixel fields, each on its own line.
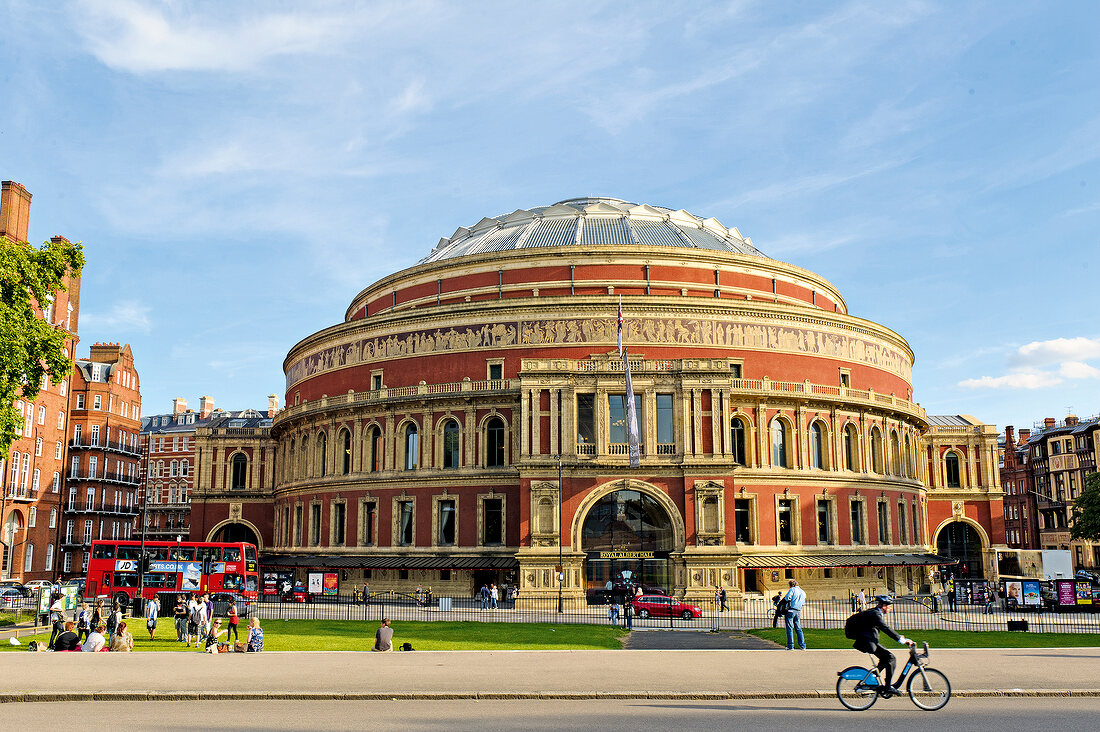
left=580, top=488, right=675, bottom=600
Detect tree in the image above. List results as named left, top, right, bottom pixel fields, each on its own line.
left=1070, top=472, right=1100, bottom=543
left=0, top=236, right=84, bottom=459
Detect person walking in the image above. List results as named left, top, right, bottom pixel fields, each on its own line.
left=857, top=589, right=866, bottom=611
left=490, top=584, right=499, bottom=609
left=91, top=598, right=104, bottom=638
left=48, top=592, right=66, bottom=649
left=479, top=584, right=489, bottom=610
left=947, top=577, right=957, bottom=612
left=226, top=600, right=240, bottom=642
left=76, top=602, right=91, bottom=644
left=771, top=591, right=787, bottom=628
left=783, top=579, right=807, bottom=650
left=203, top=593, right=214, bottom=636
left=608, top=602, right=620, bottom=626
left=173, top=595, right=188, bottom=642
left=719, top=587, right=729, bottom=612
left=623, top=598, right=633, bottom=630
left=984, top=582, right=996, bottom=615
left=146, top=596, right=160, bottom=641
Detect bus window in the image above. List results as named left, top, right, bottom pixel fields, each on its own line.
left=198, top=546, right=221, bottom=562
left=143, top=573, right=171, bottom=588
left=102, top=572, right=112, bottom=588
left=115, top=573, right=139, bottom=588
left=170, top=547, right=195, bottom=561
left=223, top=547, right=241, bottom=562
left=245, top=546, right=257, bottom=563
left=223, top=574, right=243, bottom=590
left=92, top=544, right=115, bottom=560
left=152, top=548, right=170, bottom=561
left=116, top=545, right=141, bottom=560
left=246, top=575, right=258, bottom=593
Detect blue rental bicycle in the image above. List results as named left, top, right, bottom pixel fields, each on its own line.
left=836, top=642, right=951, bottom=711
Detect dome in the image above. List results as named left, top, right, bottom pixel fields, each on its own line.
left=418, top=197, right=767, bottom=264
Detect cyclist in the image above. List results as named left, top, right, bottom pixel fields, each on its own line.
left=846, top=595, right=914, bottom=693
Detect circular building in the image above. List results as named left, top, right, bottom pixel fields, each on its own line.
left=264, top=197, right=974, bottom=605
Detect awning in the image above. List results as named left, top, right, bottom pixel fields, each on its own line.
left=259, top=553, right=519, bottom=571
left=737, top=553, right=955, bottom=569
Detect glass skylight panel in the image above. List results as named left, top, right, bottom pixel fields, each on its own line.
left=520, top=217, right=576, bottom=248
left=579, top=216, right=632, bottom=247
left=631, top=220, right=685, bottom=247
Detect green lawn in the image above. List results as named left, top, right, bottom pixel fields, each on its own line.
left=4, top=619, right=628, bottom=652
left=748, top=628, right=1100, bottom=648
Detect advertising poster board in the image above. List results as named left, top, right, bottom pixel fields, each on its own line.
left=1077, top=582, right=1093, bottom=606
left=1005, top=581, right=1023, bottom=609
left=307, top=572, right=324, bottom=594
left=264, top=571, right=294, bottom=597
left=1022, top=580, right=1041, bottom=607
left=1056, top=580, right=1077, bottom=607
left=322, top=572, right=339, bottom=596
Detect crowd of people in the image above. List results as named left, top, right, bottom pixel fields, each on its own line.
left=39, top=591, right=263, bottom=653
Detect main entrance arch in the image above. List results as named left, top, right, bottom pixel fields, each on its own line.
left=935, top=520, right=987, bottom=578
left=575, top=481, right=683, bottom=598
left=207, top=520, right=262, bottom=549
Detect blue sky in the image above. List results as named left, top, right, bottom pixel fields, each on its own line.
left=2, top=1, right=1098, bottom=432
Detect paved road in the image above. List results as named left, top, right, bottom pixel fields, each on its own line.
left=3, top=698, right=1099, bottom=731
left=622, top=630, right=779, bottom=649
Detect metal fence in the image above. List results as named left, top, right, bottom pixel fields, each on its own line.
left=248, top=591, right=1100, bottom=635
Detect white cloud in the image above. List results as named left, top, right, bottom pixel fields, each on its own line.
left=1059, top=361, right=1100, bottom=380
left=73, top=0, right=362, bottom=73
left=1011, top=337, right=1100, bottom=368
left=80, top=301, right=152, bottom=334
left=957, top=372, right=1062, bottom=390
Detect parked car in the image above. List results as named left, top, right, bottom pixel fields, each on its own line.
left=0, top=587, right=26, bottom=608
left=24, top=580, right=57, bottom=596
left=0, top=581, right=28, bottom=598
left=631, top=594, right=702, bottom=620
left=210, top=592, right=255, bottom=618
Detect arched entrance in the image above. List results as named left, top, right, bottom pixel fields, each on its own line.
left=580, top=488, right=676, bottom=597
left=936, top=521, right=985, bottom=578
left=2, top=512, right=24, bottom=579
left=208, top=522, right=261, bottom=548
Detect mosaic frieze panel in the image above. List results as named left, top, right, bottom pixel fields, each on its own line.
left=286, top=317, right=911, bottom=389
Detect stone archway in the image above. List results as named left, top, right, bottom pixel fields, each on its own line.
left=570, top=479, right=686, bottom=554
left=206, top=519, right=263, bottom=550
left=933, top=518, right=988, bottom=579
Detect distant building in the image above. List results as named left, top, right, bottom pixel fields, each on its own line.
left=1001, top=426, right=1039, bottom=550
left=0, top=180, right=81, bottom=582
left=140, top=396, right=278, bottom=544
left=61, top=343, right=143, bottom=577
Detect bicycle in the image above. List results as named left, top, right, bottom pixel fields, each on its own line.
left=836, top=642, right=951, bottom=711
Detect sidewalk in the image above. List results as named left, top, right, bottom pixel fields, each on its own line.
left=1, top=648, right=1098, bottom=702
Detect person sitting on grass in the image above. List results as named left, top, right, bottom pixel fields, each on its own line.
left=54, top=621, right=82, bottom=652
left=110, top=620, right=134, bottom=652
left=204, top=618, right=225, bottom=654
left=82, top=622, right=107, bottom=652
left=372, top=618, right=393, bottom=652
left=245, top=617, right=263, bottom=652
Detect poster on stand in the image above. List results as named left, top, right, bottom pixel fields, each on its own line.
left=308, top=572, right=324, bottom=594
left=322, top=572, right=339, bottom=596
left=1056, top=580, right=1077, bottom=607
left=1077, top=582, right=1093, bottom=606
left=1022, top=580, right=1041, bottom=606
left=1005, top=581, right=1023, bottom=609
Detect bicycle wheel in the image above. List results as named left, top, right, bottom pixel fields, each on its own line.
left=836, top=667, right=879, bottom=711
left=907, top=667, right=951, bottom=711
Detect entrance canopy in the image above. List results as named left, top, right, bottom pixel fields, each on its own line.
left=737, top=553, right=953, bottom=569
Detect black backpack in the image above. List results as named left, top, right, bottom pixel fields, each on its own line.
left=106, top=611, right=118, bottom=633
left=843, top=611, right=862, bottom=640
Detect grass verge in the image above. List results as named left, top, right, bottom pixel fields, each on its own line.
left=747, top=628, right=1100, bottom=648
left=3, top=619, right=628, bottom=652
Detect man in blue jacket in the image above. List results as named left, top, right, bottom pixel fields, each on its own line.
left=782, top=579, right=807, bottom=650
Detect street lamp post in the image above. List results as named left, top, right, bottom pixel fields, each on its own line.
left=557, top=454, right=563, bottom=614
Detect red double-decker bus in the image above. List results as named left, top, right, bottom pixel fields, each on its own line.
left=84, top=540, right=259, bottom=606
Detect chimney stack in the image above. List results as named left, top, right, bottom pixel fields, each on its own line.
left=1019, top=429, right=1031, bottom=444
left=199, top=396, right=214, bottom=418
left=172, top=398, right=188, bottom=415
left=1044, top=417, right=1056, bottom=429
left=0, top=181, right=32, bottom=243
left=88, top=342, right=123, bottom=364
left=267, top=394, right=279, bottom=418
left=1066, top=414, right=1078, bottom=426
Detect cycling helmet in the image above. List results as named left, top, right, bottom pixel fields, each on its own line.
left=875, top=594, right=894, bottom=606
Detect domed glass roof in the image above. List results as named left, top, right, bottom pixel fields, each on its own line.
left=418, top=197, right=766, bottom=264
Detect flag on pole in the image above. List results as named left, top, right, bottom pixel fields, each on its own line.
left=619, top=297, right=641, bottom=467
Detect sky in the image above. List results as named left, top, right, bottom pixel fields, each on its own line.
left=1, top=0, right=1098, bottom=433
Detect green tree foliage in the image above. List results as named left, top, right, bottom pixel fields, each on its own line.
left=1070, top=472, right=1100, bottom=543
left=0, top=236, right=84, bottom=459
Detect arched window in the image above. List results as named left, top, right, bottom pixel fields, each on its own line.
left=300, top=437, right=309, bottom=477
left=404, top=423, right=419, bottom=470
left=288, top=440, right=296, bottom=480
left=770, top=418, right=788, bottom=468
left=869, top=427, right=883, bottom=474
left=844, top=424, right=857, bottom=471
left=231, top=453, right=247, bottom=490
left=486, top=417, right=506, bottom=467
left=442, top=420, right=460, bottom=469
left=809, top=421, right=825, bottom=469
left=904, top=434, right=912, bottom=478
left=890, top=431, right=901, bottom=476
left=730, top=418, right=746, bottom=466
left=317, top=432, right=327, bottom=477
left=339, top=429, right=352, bottom=475
left=369, top=427, right=382, bottom=472
left=945, top=452, right=961, bottom=488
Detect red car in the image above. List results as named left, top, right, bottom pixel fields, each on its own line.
left=632, top=594, right=702, bottom=620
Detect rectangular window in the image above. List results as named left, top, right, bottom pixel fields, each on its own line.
left=608, top=394, right=643, bottom=445
left=93, top=395, right=102, bottom=410
left=310, top=504, right=321, bottom=546
left=332, top=503, right=346, bottom=546
left=898, top=503, right=908, bottom=545
left=362, top=501, right=376, bottom=545
left=65, top=520, right=74, bottom=543
left=817, top=500, right=831, bottom=543
left=576, top=394, right=595, bottom=450
left=734, top=498, right=752, bottom=544
left=438, top=499, right=456, bottom=545
left=777, top=499, right=793, bottom=543
left=89, top=456, right=98, bottom=478
left=911, top=504, right=920, bottom=544
left=851, top=501, right=865, bottom=545
left=57, top=410, right=64, bottom=428
left=76, top=394, right=85, bottom=410
left=35, top=438, right=42, bottom=456
left=24, top=544, right=33, bottom=572
left=398, top=500, right=414, bottom=545
left=483, top=498, right=503, bottom=545
left=83, top=520, right=93, bottom=544
left=371, top=374, right=383, bottom=390
left=29, top=506, right=37, bottom=528
left=55, top=441, right=62, bottom=459
left=877, top=501, right=889, bottom=544
left=49, top=508, right=56, bottom=528
left=656, top=394, right=674, bottom=451
left=38, top=405, right=46, bottom=424
left=730, top=363, right=743, bottom=379
left=45, top=544, right=54, bottom=570
left=295, top=505, right=303, bottom=546
left=488, top=363, right=503, bottom=381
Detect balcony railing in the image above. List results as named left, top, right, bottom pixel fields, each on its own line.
left=67, top=471, right=142, bottom=486
left=69, top=437, right=142, bottom=456
left=65, top=502, right=139, bottom=516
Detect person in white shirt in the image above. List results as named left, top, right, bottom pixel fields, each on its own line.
left=81, top=623, right=107, bottom=652
left=783, top=579, right=808, bottom=650
left=48, top=594, right=66, bottom=649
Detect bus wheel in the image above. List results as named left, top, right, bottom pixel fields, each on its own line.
left=114, top=592, right=129, bottom=608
